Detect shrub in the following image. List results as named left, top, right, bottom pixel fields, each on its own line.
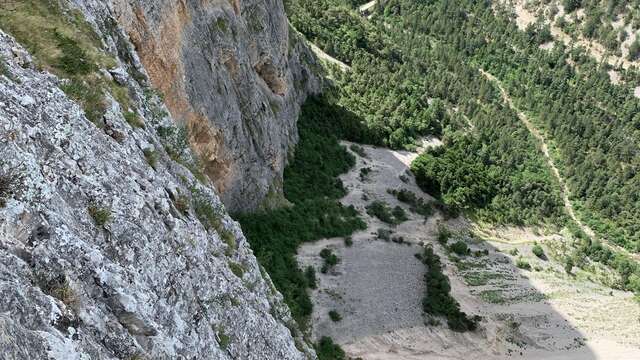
left=157, top=125, right=190, bottom=160
left=349, top=143, right=367, bottom=157
left=516, top=257, right=531, bottom=270
left=305, top=266, right=317, bottom=289
left=437, top=224, right=451, bottom=245
left=0, top=56, right=12, bottom=80
left=328, top=310, right=342, bottom=322
left=564, top=258, right=574, bottom=274
left=319, top=248, right=332, bottom=259
left=316, top=337, right=346, bottom=360
left=359, top=167, right=371, bottom=181
left=320, top=248, right=340, bottom=273
left=366, top=200, right=400, bottom=224
left=629, top=39, right=640, bottom=61
left=377, top=228, right=392, bottom=241
left=344, top=236, right=353, bottom=247
left=449, top=241, right=469, bottom=256
left=421, top=246, right=478, bottom=332
left=392, top=206, right=408, bottom=222
left=532, top=243, right=545, bottom=259
left=509, top=248, right=519, bottom=256
left=392, top=188, right=434, bottom=218
left=88, top=205, right=111, bottom=227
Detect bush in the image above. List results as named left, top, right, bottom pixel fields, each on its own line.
left=391, top=188, right=435, bottom=218
left=367, top=200, right=407, bottom=224
left=532, top=243, right=545, bottom=259
left=344, top=236, right=353, bottom=247
left=437, top=225, right=451, bottom=245
left=421, top=246, right=478, bottom=332
left=349, top=143, right=367, bottom=157
left=392, top=206, right=408, bottom=223
left=449, top=241, right=469, bottom=256
left=564, top=258, right=574, bottom=274
left=316, top=337, right=346, bottom=360
left=377, top=228, right=392, bottom=241
left=628, top=39, right=640, bottom=61
left=305, top=266, right=317, bottom=289
left=328, top=310, right=342, bottom=322
left=173, top=193, right=190, bottom=215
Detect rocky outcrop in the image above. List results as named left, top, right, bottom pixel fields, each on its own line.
left=0, top=23, right=314, bottom=360
left=73, top=0, right=321, bottom=212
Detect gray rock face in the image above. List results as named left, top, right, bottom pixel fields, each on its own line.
left=0, top=28, right=314, bottom=359
left=74, top=0, right=321, bottom=212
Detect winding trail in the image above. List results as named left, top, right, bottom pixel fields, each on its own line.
left=479, top=70, right=595, bottom=239
left=481, top=70, right=640, bottom=262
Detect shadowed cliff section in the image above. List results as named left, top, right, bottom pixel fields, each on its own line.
left=110, top=0, right=321, bottom=212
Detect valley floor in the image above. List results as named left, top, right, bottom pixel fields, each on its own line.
left=297, top=141, right=640, bottom=360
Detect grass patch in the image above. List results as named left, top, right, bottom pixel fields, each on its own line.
left=0, top=1, right=136, bottom=127
left=124, top=111, right=144, bottom=128
left=462, top=271, right=505, bottom=286
left=228, top=262, right=245, bottom=278
left=479, top=289, right=506, bottom=304
left=143, top=149, right=157, bottom=170
left=216, top=326, right=231, bottom=350
left=516, top=257, right=532, bottom=271
left=88, top=205, right=111, bottom=227
left=191, top=188, right=236, bottom=254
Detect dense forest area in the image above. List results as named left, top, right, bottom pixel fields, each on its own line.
left=282, top=0, right=640, bottom=293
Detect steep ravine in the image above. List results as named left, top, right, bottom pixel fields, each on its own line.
left=0, top=0, right=320, bottom=358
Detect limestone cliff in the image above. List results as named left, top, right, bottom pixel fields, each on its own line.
left=0, top=0, right=318, bottom=358
left=76, top=0, right=321, bottom=212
